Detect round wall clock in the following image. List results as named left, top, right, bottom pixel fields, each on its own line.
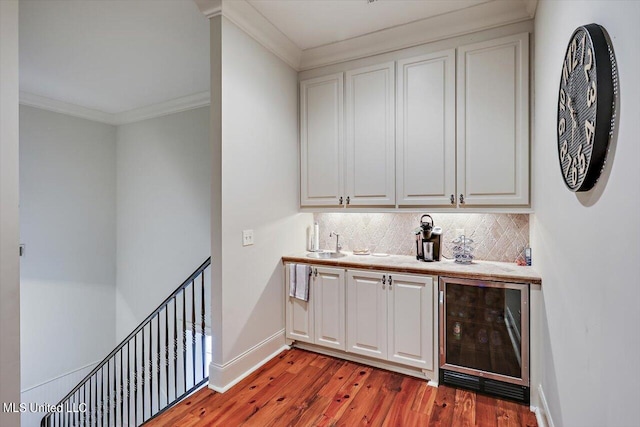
left=557, top=23, right=618, bottom=192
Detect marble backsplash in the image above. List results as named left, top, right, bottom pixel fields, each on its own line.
left=314, top=213, right=529, bottom=263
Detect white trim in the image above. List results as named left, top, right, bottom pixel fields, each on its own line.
left=537, top=384, right=555, bottom=427
left=21, top=360, right=100, bottom=393
left=194, top=0, right=533, bottom=72
left=115, top=91, right=210, bottom=124
left=298, top=0, right=532, bottom=70
left=522, top=0, right=539, bottom=18
left=19, top=91, right=210, bottom=126
left=208, top=329, right=287, bottom=393
left=195, top=0, right=301, bottom=70
left=194, top=0, right=222, bottom=19
left=19, top=91, right=118, bottom=125
left=221, top=1, right=301, bottom=70
left=292, top=342, right=436, bottom=383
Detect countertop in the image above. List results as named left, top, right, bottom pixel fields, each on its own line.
left=282, top=252, right=541, bottom=285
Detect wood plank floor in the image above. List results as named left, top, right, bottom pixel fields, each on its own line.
left=144, top=349, right=537, bottom=427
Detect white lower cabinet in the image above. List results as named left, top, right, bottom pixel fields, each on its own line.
left=387, top=273, right=435, bottom=370
left=346, top=270, right=388, bottom=359
left=347, top=270, right=435, bottom=370
left=313, top=266, right=346, bottom=350
left=286, top=264, right=436, bottom=374
left=285, top=265, right=345, bottom=350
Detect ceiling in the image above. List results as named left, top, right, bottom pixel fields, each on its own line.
left=247, top=0, right=492, bottom=51
left=19, top=0, right=533, bottom=117
left=20, top=0, right=210, bottom=115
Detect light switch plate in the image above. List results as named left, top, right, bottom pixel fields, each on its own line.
left=242, top=229, right=254, bottom=246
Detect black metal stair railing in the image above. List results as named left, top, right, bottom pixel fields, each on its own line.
left=41, top=257, right=212, bottom=427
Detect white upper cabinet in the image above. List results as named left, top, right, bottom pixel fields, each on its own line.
left=299, top=31, right=530, bottom=209
left=456, top=33, right=530, bottom=206
left=300, top=73, right=344, bottom=206
left=396, top=50, right=456, bottom=206
left=345, top=62, right=396, bottom=206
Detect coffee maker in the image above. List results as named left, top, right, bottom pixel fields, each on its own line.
left=415, top=214, right=442, bottom=262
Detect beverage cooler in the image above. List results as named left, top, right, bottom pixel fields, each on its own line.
left=439, top=277, right=530, bottom=403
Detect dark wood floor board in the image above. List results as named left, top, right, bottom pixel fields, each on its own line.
left=451, top=389, right=476, bottom=427
left=380, top=376, right=422, bottom=427
left=497, top=398, right=523, bottom=427
left=475, top=393, right=499, bottom=427
left=143, top=349, right=537, bottom=427
left=428, top=384, right=457, bottom=427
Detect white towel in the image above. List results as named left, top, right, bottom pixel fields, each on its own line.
left=288, top=263, right=297, bottom=297
left=294, top=264, right=311, bottom=301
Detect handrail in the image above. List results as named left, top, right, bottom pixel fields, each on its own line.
left=41, top=257, right=211, bottom=427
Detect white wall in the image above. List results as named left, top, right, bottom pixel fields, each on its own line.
left=19, top=106, right=117, bottom=393
left=531, top=1, right=640, bottom=426
left=116, top=107, right=211, bottom=339
left=208, top=17, right=312, bottom=388
left=0, top=1, right=21, bottom=426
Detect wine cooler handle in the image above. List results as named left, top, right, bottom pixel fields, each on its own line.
left=439, top=290, right=444, bottom=304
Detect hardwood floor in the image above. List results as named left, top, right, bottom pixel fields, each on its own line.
left=144, top=349, right=537, bottom=426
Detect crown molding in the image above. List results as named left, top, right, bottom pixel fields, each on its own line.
left=299, top=0, right=533, bottom=70
left=19, top=91, right=211, bottom=126
left=522, top=0, right=539, bottom=18
left=195, top=0, right=301, bottom=70
left=115, top=91, right=210, bottom=124
left=195, top=1, right=534, bottom=72
left=19, top=92, right=118, bottom=125
left=194, top=0, right=221, bottom=19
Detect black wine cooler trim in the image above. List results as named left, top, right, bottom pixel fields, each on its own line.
left=439, top=369, right=530, bottom=404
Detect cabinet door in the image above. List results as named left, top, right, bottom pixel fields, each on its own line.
left=300, top=73, right=344, bottom=206
left=285, top=265, right=314, bottom=343
left=396, top=50, right=456, bottom=206
left=346, top=270, right=387, bottom=359
left=457, top=33, right=529, bottom=206
left=387, top=274, right=435, bottom=370
left=345, top=63, right=395, bottom=206
left=313, top=267, right=346, bottom=350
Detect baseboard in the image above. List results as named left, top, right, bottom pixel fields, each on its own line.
left=292, top=342, right=435, bottom=382
left=208, top=329, right=287, bottom=393
left=535, top=384, right=554, bottom=427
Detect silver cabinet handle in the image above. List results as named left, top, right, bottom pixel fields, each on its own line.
left=338, top=196, right=343, bottom=205
left=346, top=196, right=350, bottom=205
left=389, top=275, right=393, bottom=289
left=382, top=275, right=386, bottom=285
left=459, top=194, right=465, bottom=204
left=450, top=194, right=455, bottom=204
left=314, top=268, right=318, bottom=277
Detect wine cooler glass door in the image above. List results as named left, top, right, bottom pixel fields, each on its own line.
left=439, top=277, right=529, bottom=386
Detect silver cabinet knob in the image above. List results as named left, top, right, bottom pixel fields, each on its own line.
left=450, top=194, right=455, bottom=204
left=339, top=196, right=343, bottom=205
left=459, top=194, right=465, bottom=204
left=346, top=196, right=350, bottom=205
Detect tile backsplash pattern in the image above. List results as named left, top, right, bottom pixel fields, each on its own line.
left=314, top=213, right=529, bottom=263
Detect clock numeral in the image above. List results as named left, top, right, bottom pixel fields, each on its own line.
left=564, top=153, right=572, bottom=177
left=584, top=46, right=593, bottom=82
left=562, top=61, right=569, bottom=85
left=570, top=157, right=578, bottom=186
left=587, top=81, right=597, bottom=107
left=571, top=37, right=579, bottom=71
left=558, top=117, right=566, bottom=136
left=559, top=88, right=566, bottom=111
left=580, top=33, right=586, bottom=65
left=584, top=120, right=595, bottom=145
left=560, top=140, right=568, bottom=161
left=577, top=144, right=586, bottom=175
